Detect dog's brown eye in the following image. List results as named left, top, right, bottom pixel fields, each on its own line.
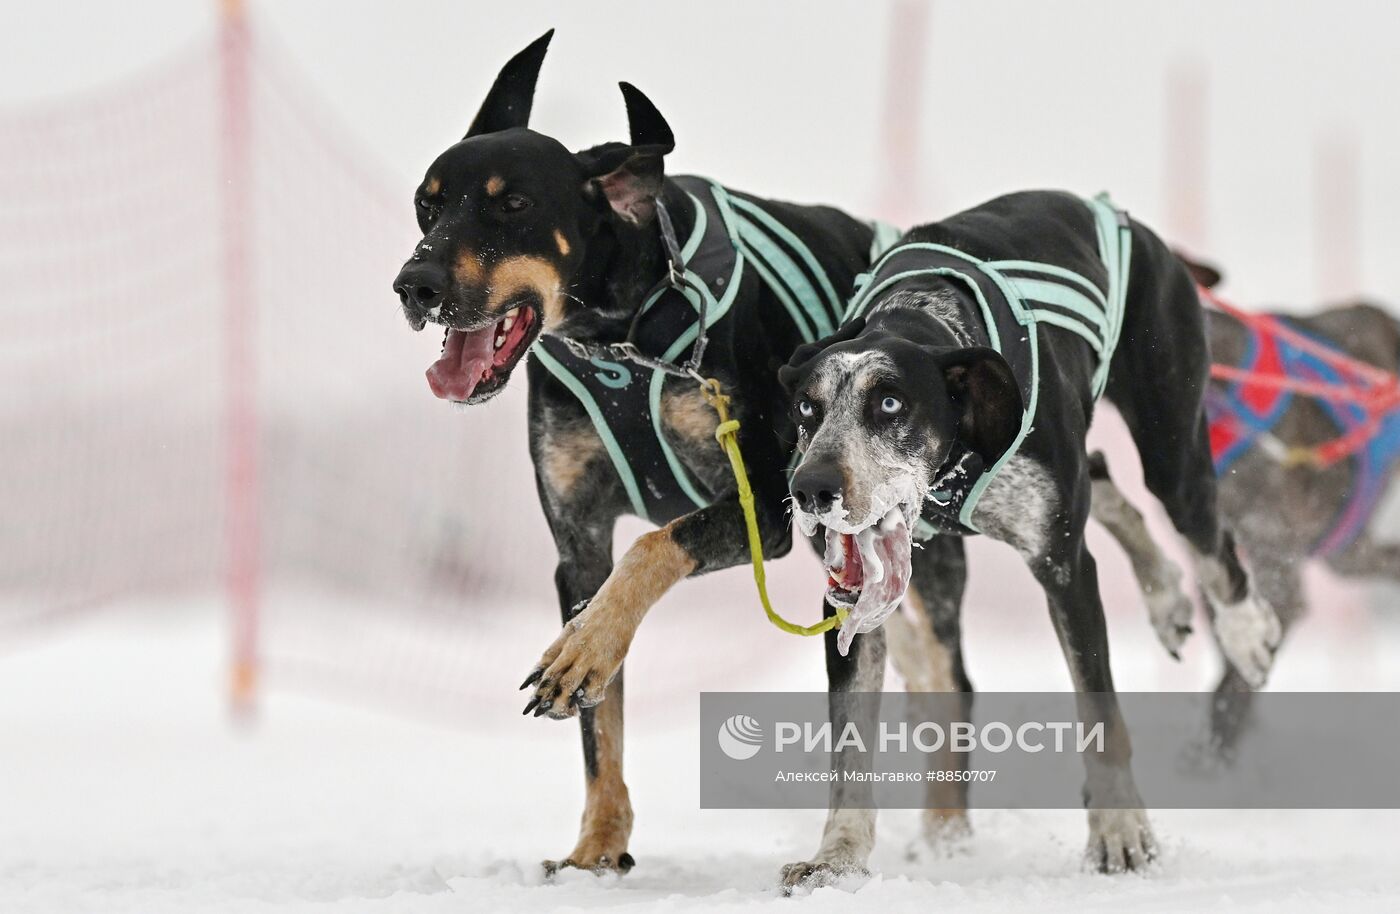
left=501, top=192, right=532, bottom=213
left=417, top=196, right=441, bottom=216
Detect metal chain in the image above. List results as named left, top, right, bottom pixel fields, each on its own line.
left=554, top=197, right=712, bottom=381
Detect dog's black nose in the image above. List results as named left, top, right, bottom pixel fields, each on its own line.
left=791, top=463, right=844, bottom=513
left=393, top=263, right=449, bottom=311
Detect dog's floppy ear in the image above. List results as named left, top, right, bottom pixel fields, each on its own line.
left=778, top=318, right=867, bottom=393
left=575, top=83, right=675, bottom=226
left=465, top=30, right=553, bottom=138
left=938, top=347, right=1023, bottom=466
left=1174, top=250, right=1224, bottom=290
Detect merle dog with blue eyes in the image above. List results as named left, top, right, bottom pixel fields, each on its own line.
left=779, top=190, right=1283, bottom=871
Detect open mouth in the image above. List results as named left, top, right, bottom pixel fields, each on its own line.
left=425, top=305, right=540, bottom=403
left=825, top=532, right=864, bottom=607
left=820, top=507, right=915, bottom=655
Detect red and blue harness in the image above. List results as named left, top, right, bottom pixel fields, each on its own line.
left=1204, top=289, right=1400, bottom=556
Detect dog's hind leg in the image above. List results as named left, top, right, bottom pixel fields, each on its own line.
left=885, top=534, right=973, bottom=854
left=1207, top=545, right=1304, bottom=759
left=1086, top=451, right=1194, bottom=657
left=1105, top=231, right=1280, bottom=686
left=780, top=602, right=886, bottom=892
left=1323, top=533, right=1400, bottom=586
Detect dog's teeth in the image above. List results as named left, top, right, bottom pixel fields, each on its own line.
left=501, top=315, right=515, bottom=332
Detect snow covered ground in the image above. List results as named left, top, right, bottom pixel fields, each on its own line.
left=4, top=593, right=1400, bottom=914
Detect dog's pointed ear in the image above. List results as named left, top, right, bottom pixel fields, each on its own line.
left=939, top=347, right=1023, bottom=466
left=465, top=30, right=553, bottom=139
left=620, top=82, right=674, bottom=150
left=778, top=318, right=867, bottom=393
left=574, top=83, right=675, bottom=226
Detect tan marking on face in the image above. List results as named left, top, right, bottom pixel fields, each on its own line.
left=567, top=678, right=634, bottom=866
left=488, top=255, right=564, bottom=324
left=661, top=387, right=719, bottom=445
left=485, top=175, right=505, bottom=196
left=453, top=248, right=484, bottom=286
left=424, top=176, right=441, bottom=195
left=541, top=425, right=604, bottom=499
left=554, top=229, right=571, bottom=258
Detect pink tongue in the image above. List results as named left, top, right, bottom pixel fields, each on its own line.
left=426, top=326, right=495, bottom=401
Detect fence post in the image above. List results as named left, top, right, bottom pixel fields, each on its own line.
left=221, top=0, right=259, bottom=718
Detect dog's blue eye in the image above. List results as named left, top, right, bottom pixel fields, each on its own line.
left=798, top=400, right=815, bottom=418
left=880, top=396, right=902, bottom=414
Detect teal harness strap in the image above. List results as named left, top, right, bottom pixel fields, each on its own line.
left=534, top=344, right=651, bottom=518
left=1085, top=193, right=1132, bottom=398
left=732, top=220, right=817, bottom=341
left=870, top=220, right=903, bottom=261
left=728, top=196, right=845, bottom=334
left=647, top=223, right=747, bottom=510
left=531, top=177, right=851, bottom=525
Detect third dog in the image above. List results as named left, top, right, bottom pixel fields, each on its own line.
left=1091, top=260, right=1400, bottom=755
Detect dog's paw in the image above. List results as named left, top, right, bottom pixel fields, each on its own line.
left=1212, top=590, right=1283, bottom=688
left=521, top=606, right=630, bottom=720
left=541, top=851, right=635, bottom=879
left=1144, top=567, right=1194, bottom=658
left=778, top=860, right=869, bottom=894
left=1085, top=807, right=1156, bottom=873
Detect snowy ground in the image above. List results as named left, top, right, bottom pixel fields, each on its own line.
left=4, top=590, right=1400, bottom=913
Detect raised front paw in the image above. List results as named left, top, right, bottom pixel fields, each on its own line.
left=1085, top=807, right=1156, bottom=873
left=521, top=606, right=629, bottom=720
left=1212, top=589, right=1283, bottom=688
left=778, top=860, right=869, bottom=894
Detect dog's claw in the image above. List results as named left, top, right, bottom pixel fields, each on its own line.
left=778, top=860, right=868, bottom=894
left=534, top=699, right=553, bottom=717
left=541, top=853, right=634, bottom=879
left=520, top=668, right=543, bottom=690
left=522, top=696, right=541, bottom=716
left=1086, top=807, right=1156, bottom=874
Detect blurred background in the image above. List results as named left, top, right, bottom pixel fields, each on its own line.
left=3, top=2, right=1399, bottom=910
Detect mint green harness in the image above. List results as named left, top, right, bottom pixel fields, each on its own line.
left=532, top=175, right=899, bottom=523
left=846, top=193, right=1132, bottom=536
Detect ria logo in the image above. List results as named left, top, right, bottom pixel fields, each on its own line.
left=717, top=715, right=764, bottom=760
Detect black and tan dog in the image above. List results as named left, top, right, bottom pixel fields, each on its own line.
left=1091, top=261, right=1400, bottom=755
left=392, top=32, right=887, bottom=880
left=777, top=191, right=1281, bottom=871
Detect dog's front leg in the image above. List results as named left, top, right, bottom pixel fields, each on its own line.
left=523, top=494, right=788, bottom=719
left=538, top=525, right=637, bottom=875
left=1037, top=536, right=1156, bottom=873
left=780, top=601, right=886, bottom=892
